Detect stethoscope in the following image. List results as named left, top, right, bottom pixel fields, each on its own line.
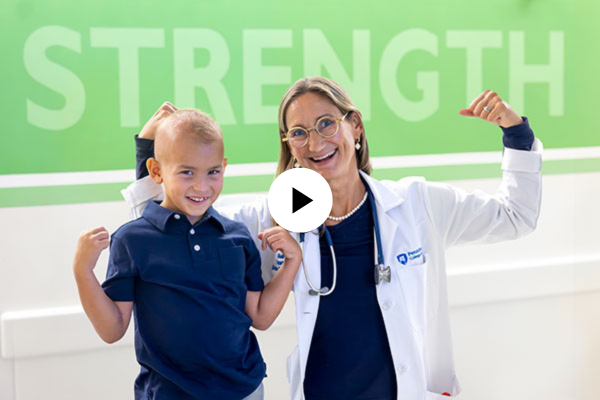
left=298, top=190, right=391, bottom=297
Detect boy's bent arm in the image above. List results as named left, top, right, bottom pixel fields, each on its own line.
left=74, top=271, right=133, bottom=343
left=246, top=227, right=302, bottom=330
left=73, top=228, right=133, bottom=343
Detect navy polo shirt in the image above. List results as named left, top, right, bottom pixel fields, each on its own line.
left=102, top=200, right=266, bottom=400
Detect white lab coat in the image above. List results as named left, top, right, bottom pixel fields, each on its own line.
left=121, top=141, right=542, bottom=400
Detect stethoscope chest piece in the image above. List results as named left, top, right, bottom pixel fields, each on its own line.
left=308, top=287, right=330, bottom=296
left=374, top=264, right=391, bottom=284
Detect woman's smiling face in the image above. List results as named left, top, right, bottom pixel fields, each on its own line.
left=285, top=92, right=362, bottom=182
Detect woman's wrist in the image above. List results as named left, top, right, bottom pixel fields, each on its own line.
left=501, top=117, right=535, bottom=151
left=135, top=135, right=155, bottom=180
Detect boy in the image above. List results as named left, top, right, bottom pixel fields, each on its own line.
left=73, top=109, right=301, bottom=399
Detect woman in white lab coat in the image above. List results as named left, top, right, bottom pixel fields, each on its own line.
left=123, top=77, right=542, bottom=399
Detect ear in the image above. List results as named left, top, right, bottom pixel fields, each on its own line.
left=350, top=110, right=364, bottom=141
left=223, top=157, right=228, bottom=169
left=146, top=158, right=163, bottom=184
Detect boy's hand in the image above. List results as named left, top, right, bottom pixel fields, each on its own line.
left=258, top=227, right=301, bottom=261
left=74, top=227, right=110, bottom=274
left=138, top=102, right=178, bottom=140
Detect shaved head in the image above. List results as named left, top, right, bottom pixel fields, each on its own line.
left=155, top=109, right=223, bottom=163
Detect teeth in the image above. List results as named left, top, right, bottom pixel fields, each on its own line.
left=313, top=149, right=336, bottom=161
left=189, top=196, right=207, bottom=202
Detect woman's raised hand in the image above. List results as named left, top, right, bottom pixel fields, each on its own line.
left=459, top=90, right=523, bottom=128
left=138, top=102, right=178, bottom=140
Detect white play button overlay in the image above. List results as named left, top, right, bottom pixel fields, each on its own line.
left=268, top=168, right=333, bottom=233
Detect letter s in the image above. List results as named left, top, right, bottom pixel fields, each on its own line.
left=24, top=26, right=85, bottom=131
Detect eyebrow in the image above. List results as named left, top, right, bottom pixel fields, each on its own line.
left=289, top=113, right=332, bottom=128
left=177, top=164, right=223, bottom=170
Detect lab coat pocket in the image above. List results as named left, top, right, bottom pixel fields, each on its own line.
left=396, top=257, right=427, bottom=333
left=218, top=246, right=246, bottom=283
left=426, top=391, right=455, bottom=399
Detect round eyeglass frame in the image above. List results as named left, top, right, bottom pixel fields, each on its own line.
left=282, top=111, right=351, bottom=148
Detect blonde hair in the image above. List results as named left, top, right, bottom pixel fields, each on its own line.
left=276, top=77, right=372, bottom=177
left=156, top=109, right=222, bottom=144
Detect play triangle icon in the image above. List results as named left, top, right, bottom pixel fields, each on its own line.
left=292, top=187, right=313, bottom=214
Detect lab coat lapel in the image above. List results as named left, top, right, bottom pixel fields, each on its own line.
left=292, top=173, right=406, bottom=396
left=292, top=230, right=321, bottom=385
left=360, top=172, right=405, bottom=267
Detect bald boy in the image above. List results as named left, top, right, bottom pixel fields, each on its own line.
left=73, top=109, right=302, bottom=400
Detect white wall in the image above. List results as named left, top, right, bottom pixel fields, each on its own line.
left=1, top=172, right=599, bottom=400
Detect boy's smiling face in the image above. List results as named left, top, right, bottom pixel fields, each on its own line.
left=148, top=126, right=227, bottom=225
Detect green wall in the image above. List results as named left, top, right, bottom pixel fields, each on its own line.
left=1, top=0, right=598, bottom=206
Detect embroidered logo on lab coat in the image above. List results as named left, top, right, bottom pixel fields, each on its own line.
left=272, top=251, right=285, bottom=271
left=396, top=247, right=423, bottom=265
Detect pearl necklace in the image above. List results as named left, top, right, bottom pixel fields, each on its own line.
left=327, top=191, right=369, bottom=222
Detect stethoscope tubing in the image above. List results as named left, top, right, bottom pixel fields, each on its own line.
left=298, top=190, right=387, bottom=297
left=299, top=230, right=337, bottom=296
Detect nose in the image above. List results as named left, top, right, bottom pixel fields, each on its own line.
left=192, top=177, right=208, bottom=192
left=307, top=129, right=326, bottom=153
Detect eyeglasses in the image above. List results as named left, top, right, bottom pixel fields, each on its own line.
left=282, top=112, right=351, bottom=148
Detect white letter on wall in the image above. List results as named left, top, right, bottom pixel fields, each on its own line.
left=303, top=30, right=371, bottom=119
left=446, top=30, right=502, bottom=105
left=174, top=29, right=235, bottom=124
left=24, top=26, right=85, bottom=131
left=243, top=30, right=292, bottom=124
left=379, top=29, right=439, bottom=122
left=509, top=31, right=565, bottom=116
left=90, top=28, right=165, bottom=127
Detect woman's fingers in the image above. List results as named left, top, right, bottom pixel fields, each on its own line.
left=154, top=102, right=176, bottom=116
left=162, top=102, right=178, bottom=113
left=460, top=90, right=518, bottom=127
left=473, top=91, right=498, bottom=117
left=460, top=90, right=522, bottom=127
left=469, top=89, right=490, bottom=111
left=485, top=98, right=504, bottom=125
left=141, top=103, right=178, bottom=139
left=459, top=89, right=491, bottom=117
left=458, top=108, right=474, bottom=117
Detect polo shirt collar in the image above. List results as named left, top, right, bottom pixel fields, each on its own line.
left=202, top=205, right=227, bottom=232
left=142, top=200, right=226, bottom=233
